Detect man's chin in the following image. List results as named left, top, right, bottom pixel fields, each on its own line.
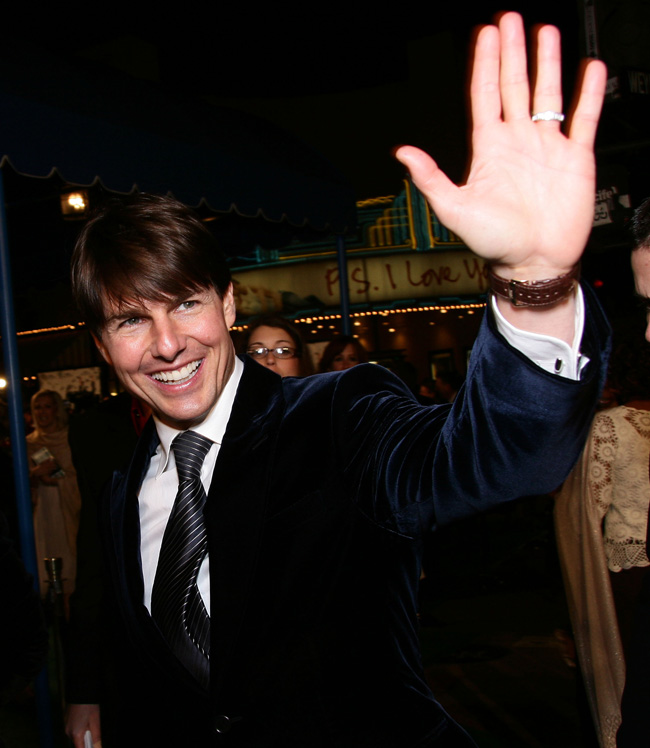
left=149, top=405, right=212, bottom=432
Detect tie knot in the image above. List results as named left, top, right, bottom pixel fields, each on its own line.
left=172, top=431, right=212, bottom=482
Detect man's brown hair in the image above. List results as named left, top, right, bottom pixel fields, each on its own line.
left=71, top=194, right=231, bottom=336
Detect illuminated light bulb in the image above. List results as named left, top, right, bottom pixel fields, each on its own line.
left=68, top=193, right=86, bottom=211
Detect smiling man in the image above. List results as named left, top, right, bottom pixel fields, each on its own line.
left=72, top=196, right=237, bottom=432
left=65, top=13, right=609, bottom=748
left=94, top=287, right=236, bottom=430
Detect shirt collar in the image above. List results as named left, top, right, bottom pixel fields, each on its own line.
left=152, top=356, right=244, bottom=476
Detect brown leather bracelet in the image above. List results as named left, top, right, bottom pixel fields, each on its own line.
left=488, top=264, right=580, bottom=307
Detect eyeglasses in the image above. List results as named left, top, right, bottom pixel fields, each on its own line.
left=247, top=346, right=297, bottom=360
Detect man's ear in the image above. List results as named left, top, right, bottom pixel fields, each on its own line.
left=91, top=332, right=113, bottom=367
left=222, top=283, right=236, bottom=328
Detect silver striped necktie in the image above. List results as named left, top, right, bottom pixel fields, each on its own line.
left=151, top=430, right=212, bottom=689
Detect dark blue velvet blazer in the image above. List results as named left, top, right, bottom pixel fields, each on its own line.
left=98, top=289, right=609, bottom=747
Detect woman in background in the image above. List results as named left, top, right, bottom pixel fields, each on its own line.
left=319, top=335, right=368, bottom=373
left=244, top=314, right=314, bottom=377
left=555, top=338, right=650, bottom=748
left=26, top=389, right=82, bottom=602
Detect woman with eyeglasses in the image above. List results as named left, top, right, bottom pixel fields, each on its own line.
left=244, top=315, right=314, bottom=378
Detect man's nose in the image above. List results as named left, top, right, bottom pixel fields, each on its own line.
left=151, top=318, right=186, bottom=360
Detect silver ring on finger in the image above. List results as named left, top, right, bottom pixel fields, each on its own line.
left=531, top=110, right=565, bottom=122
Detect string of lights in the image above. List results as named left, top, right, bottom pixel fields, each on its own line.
left=231, top=302, right=485, bottom=333
left=15, top=323, right=84, bottom=337
left=0, top=302, right=486, bottom=387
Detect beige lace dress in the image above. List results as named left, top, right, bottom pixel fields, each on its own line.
left=555, top=406, right=650, bottom=748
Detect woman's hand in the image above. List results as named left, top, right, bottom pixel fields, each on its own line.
left=30, top=458, right=60, bottom=485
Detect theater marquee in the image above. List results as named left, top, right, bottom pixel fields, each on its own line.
left=232, top=250, right=488, bottom=317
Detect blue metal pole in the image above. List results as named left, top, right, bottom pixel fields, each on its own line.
left=336, top=234, right=351, bottom=336
left=0, top=170, right=54, bottom=748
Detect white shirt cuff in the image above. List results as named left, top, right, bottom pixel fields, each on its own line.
left=491, top=288, right=588, bottom=380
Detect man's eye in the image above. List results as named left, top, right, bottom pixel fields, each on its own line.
left=120, top=317, right=141, bottom=328
left=179, top=300, right=197, bottom=310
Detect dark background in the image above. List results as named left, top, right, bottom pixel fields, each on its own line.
left=1, top=1, right=649, bottom=331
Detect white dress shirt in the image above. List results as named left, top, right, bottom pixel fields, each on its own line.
left=139, top=356, right=243, bottom=614
left=491, top=288, right=588, bottom=379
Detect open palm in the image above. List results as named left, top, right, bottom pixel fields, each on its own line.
left=396, top=14, right=606, bottom=281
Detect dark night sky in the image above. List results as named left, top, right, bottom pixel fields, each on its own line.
left=0, top=1, right=644, bottom=330
left=1, top=1, right=582, bottom=198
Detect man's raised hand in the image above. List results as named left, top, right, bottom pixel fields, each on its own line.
left=395, top=12, right=606, bottom=284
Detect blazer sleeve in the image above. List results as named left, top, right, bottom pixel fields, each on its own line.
left=332, top=282, right=610, bottom=535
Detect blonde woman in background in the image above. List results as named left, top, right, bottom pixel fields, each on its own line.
left=26, top=389, right=82, bottom=604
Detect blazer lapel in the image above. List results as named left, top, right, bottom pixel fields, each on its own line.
left=103, top=417, right=157, bottom=614
left=103, top=419, right=206, bottom=695
left=207, top=357, right=284, bottom=698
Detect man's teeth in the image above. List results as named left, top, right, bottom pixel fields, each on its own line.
left=152, top=360, right=201, bottom=383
